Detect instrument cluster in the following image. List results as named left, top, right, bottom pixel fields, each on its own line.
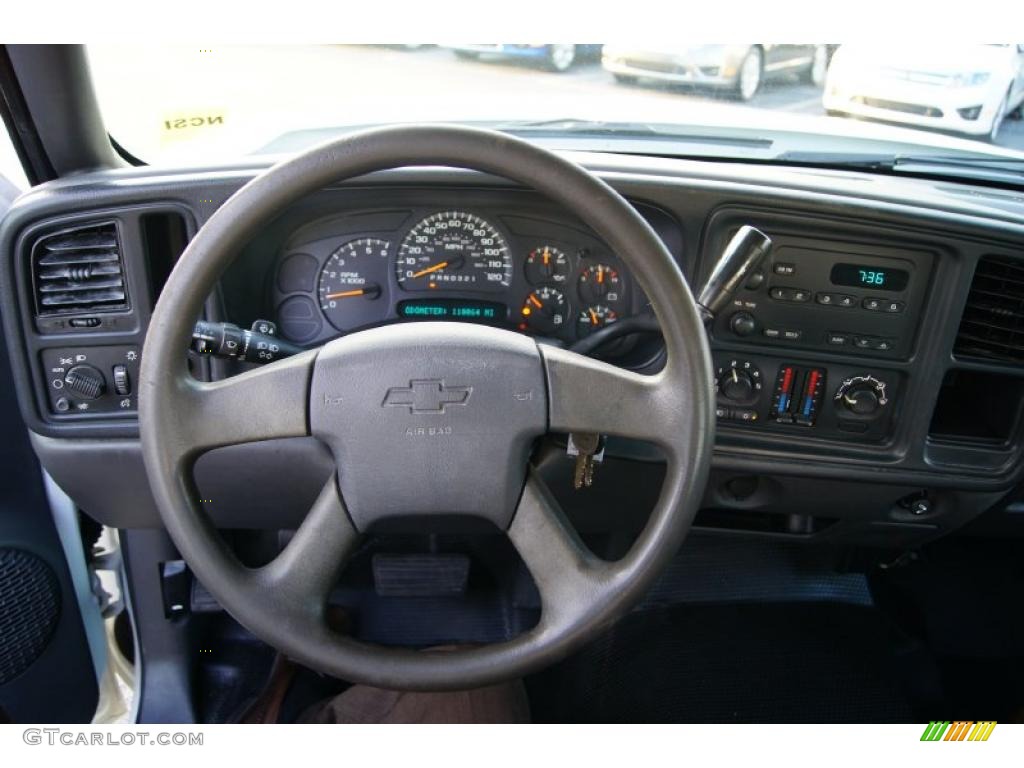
left=271, top=209, right=636, bottom=347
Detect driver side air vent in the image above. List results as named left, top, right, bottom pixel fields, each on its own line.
left=954, top=255, right=1024, bottom=364
left=30, top=222, right=129, bottom=316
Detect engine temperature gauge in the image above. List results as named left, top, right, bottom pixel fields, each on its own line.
left=520, top=287, right=569, bottom=335
left=577, top=305, right=619, bottom=337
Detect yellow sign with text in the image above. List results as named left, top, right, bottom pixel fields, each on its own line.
left=160, top=111, right=227, bottom=147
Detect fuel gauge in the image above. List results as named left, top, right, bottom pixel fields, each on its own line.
left=520, top=286, right=569, bottom=335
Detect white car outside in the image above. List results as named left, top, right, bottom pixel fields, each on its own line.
left=823, top=44, right=1024, bottom=140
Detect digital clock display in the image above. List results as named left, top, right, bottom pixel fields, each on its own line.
left=830, top=263, right=909, bottom=292
left=397, top=299, right=507, bottom=323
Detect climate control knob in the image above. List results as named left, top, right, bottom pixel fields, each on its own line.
left=843, top=387, right=879, bottom=415
left=716, top=360, right=762, bottom=404
left=721, top=370, right=754, bottom=401
left=834, top=375, right=888, bottom=418
left=63, top=364, right=106, bottom=400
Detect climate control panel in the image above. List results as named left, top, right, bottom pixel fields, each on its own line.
left=714, top=359, right=763, bottom=424
left=714, top=354, right=898, bottom=441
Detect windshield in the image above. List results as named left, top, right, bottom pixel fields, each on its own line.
left=86, top=44, right=1024, bottom=170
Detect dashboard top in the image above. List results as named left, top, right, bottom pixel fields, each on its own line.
left=12, top=148, right=1024, bottom=229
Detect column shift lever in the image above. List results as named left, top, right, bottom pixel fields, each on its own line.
left=696, top=225, right=772, bottom=328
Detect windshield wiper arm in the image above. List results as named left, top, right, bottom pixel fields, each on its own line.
left=492, top=118, right=774, bottom=148
left=776, top=150, right=1024, bottom=183
left=492, top=118, right=663, bottom=135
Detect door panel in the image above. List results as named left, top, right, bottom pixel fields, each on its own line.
left=0, top=189, right=98, bottom=722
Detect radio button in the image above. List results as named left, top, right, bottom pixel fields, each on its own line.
left=853, top=335, right=896, bottom=351
left=769, top=287, right=811, bottom=302
left=782, top=329, right=803, bottom=341
left=862, top=297, right=883, bottom=311
left=827, top=332, right=849, bottom=346
left=744, top=270, right=765, bottom=290
left=763, top=328, right=782, bottom=339
left=882, top=300, right=905, bottom=313
left=817, top=292, right=857, bottom=307
left=773, top=263, right=796, bottom=276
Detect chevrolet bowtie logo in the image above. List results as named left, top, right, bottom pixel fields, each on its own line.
left=382, top=379, right=472, bottom=413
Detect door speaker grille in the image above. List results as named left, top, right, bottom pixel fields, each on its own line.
left=0, top=549, right=61, bottom=685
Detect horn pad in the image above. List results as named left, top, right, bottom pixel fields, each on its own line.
left=309, top=322, right=548, bottom=531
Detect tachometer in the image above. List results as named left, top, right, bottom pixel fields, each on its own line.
left=395, top=211, right=512, bottom=292
left=318, top=238, right=389, bottom=331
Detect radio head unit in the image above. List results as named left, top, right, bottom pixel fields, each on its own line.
left=712, top=238, right=934, bottom=360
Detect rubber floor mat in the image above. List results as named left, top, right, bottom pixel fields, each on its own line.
left=527, top=603, right=931, bottom=723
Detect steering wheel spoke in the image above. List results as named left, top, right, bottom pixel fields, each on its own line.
left=173, top=349, right=317, bottom=456
left=540, top=345, right=682, bottom=447
left=258, top=475, right=360, bottom=611
left=508, top=471, right=615, bottom=628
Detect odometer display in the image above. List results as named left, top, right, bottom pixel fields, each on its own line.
left=396, top=211, right=512, bottom=292
left=397, top=299, right=506, bottom=323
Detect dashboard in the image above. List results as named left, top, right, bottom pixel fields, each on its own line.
left=3, top=153, right=1024, bottom=550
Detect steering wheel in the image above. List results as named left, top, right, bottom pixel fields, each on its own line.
left=139, top=125, right=714, bottom=691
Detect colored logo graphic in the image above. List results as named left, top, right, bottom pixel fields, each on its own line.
left=920, top=721, right=997, bottom=741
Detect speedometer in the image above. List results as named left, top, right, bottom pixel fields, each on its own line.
left=396, top=211, right=512, bottom=292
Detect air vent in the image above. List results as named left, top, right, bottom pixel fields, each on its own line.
left=30, top=222, right=129, bottom=316
left=954, top=255, right=1024, bottom=364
